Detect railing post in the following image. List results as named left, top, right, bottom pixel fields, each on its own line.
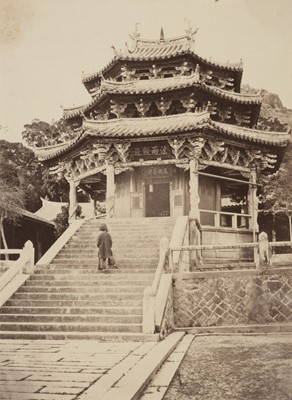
left=214, top=212, right=220, bottom=227
left=231, top=214, right=237, bottom=229
left=257, top=231, right=271, bottom=269
left=142, top=287, right=156, bottom=334
left=23, top=240, right=35, bottom=274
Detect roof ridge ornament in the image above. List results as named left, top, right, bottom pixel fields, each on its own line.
left=160, top=27, right=165, bottom=41
left=127, top=22, right=141, bottom=54
left=184, top=18, right=198, bottom=51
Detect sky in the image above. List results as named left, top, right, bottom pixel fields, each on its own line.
left=1, top=0, right=292, bottom=143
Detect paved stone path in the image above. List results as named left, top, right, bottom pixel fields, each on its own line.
left=0, top=339, right=147, bottom=399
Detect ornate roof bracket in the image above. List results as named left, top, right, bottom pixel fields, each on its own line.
left=113, top=142, right=131, bottom=163
left=258, top=152, right=278, bottom=170
left=201, top=140, right=225, bottom=161
left=188, top=137, right=206, bottom=157
left=150, top=64, right=162, bottom=79
left=114, top=165, right=134, bottom=175
left=175, top=62, right=193, bottom=76
left=168, top=138, right=186, bottom=159
left=174, top=159, right=190, bottom=170
left=120, top=65, right=136, bottom=81
left=135, top=99, right=151, bottom=117
left=155, top=97, right=172, bottom=116
left=110, top=100, right=127, bottom=118
left=181, top=94, right=196, bottom=112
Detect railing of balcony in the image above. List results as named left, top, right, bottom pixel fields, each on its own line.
left=200, top=209, right=251, bottom=229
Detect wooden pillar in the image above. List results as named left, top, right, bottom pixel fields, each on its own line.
left=106, top=162, right=115, bottom=218
left=90, top=194, right=97, bottom=218
left=68, top=176, right=78, bottom=223
left=248, top=167, right=259, bottom=235
left=189, top=158, right=200, bottom=220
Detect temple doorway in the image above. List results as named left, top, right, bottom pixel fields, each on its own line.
left=145, top=183, right=170, bottom=217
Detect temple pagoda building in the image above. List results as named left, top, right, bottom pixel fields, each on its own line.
left=35, top=26, right=289, bottom=250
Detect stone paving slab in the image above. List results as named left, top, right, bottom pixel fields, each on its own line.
left=0, top=339, right=144, bottom=399
left=100, top=332, right=185, bottom=400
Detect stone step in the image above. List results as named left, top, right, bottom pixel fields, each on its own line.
left=13, top=292, right=142, bottom=301
left=0, top=331, right=159, bottom=341
left=51, top=258, right=158, bottom=264
left=6, top=299, right=143, bottom=307
left=58, top=248, right=159, bottom=255
left=0, top=321, right=142, bottom=333
left=54, top=252, right=159, bottom=259
left=25, top=278, right=151, bottom=287
left=30, top=272, right=154, bottom=280
left=18, top=285, right=146, bottom=294
left=34, top=268, right=156, bottom=274
left=0, top=305, right=142, bottom=315
left=0, top=313, right=142, bottom=324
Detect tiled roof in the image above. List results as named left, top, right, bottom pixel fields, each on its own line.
left=115, top=33, right=196, bottom=58
left=100, top=73, right=200, bottom=94
left=82, top=51, right=243, bottom=84
left=83, top=111, right=210, bottom=138
left=34, top=131, right=84, bottom=160
left=82, top=32, right=243, bottom=84
left=36, top=112, right=289, bottom=162
left=209, top=120, right=289, bottom=146
left=200, top=83, right=262, bottom=104
left=21, top=209, right=54, bottom=226
left=64, top=75, right=260, bottom=120
left=63, top=105, right=85, bottom=119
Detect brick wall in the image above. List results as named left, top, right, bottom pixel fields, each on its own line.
left=173, top=268, right=292, bottom=327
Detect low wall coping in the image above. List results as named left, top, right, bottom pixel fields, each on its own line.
left=173, top=267, right=292, bottom=280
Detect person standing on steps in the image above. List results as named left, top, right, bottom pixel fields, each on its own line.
left=97, top=223, right=117, bottom=271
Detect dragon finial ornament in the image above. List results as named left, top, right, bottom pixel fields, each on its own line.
left=133, top=22, right=141, bottom=37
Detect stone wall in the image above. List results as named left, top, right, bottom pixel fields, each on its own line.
left=173, top=268, right=292, bottom=327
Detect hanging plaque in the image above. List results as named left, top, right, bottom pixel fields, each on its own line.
left=130, top=141, right=171, bottom=161
left=141, top=165, right=172, bottom=180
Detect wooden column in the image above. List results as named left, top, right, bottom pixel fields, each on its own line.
left=248, top=167, right=259, bottom=235
left=90, top=194, right=97, bottom=218
left=68, top=176, right=78, bottom=223
left=248, top=167, right=259, bottom=265
left=189, top=158, right=200, bottom=220
left=106, top=162, right=115, bottom=218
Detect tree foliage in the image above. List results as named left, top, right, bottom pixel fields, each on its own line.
left=0, top=140, right=43, bottom=212
left=0, top=139, right=70, bottom=208
left=22, top=119, right=75, bottom=148
left=259, top=142, right=292, bottom=241
left=53, top=204, right=83, bottom=238
left=0, top=179, right=26, bottom=252
left=53, top=205, right=69, bottom=238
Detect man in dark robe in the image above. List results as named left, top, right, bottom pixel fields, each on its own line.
left=97, top=223, right=116, bottom=270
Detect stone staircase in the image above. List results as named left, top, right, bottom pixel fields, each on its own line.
left=0, top=217, right=175, bottom=340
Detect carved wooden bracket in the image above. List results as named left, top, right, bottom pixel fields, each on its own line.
left=150, top=64, right=162, bottom=79
left=155, top=96, right=172, bottom=116
left=234, top=111, right=251, bottom=126
left=168, top=138, right=186, bottom=159
left=188, top=137, right=206, bottom=157
left=120, top=65, right=136, bottom=81
left=110, top=100, right=127, bottom=118
left=181, top=94, right=196, bottom=112
left=135, top=99, right=151, bottom=117
left=218, top=106, right=232, bottom=122
left=175, top=62, right=192, bottom=76
left=202, top=140, right=225, bottom=161
left=114, top=142, right=131, bottom=163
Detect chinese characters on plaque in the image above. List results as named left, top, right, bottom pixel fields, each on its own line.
left=130, top=142, right=171, bottom=160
